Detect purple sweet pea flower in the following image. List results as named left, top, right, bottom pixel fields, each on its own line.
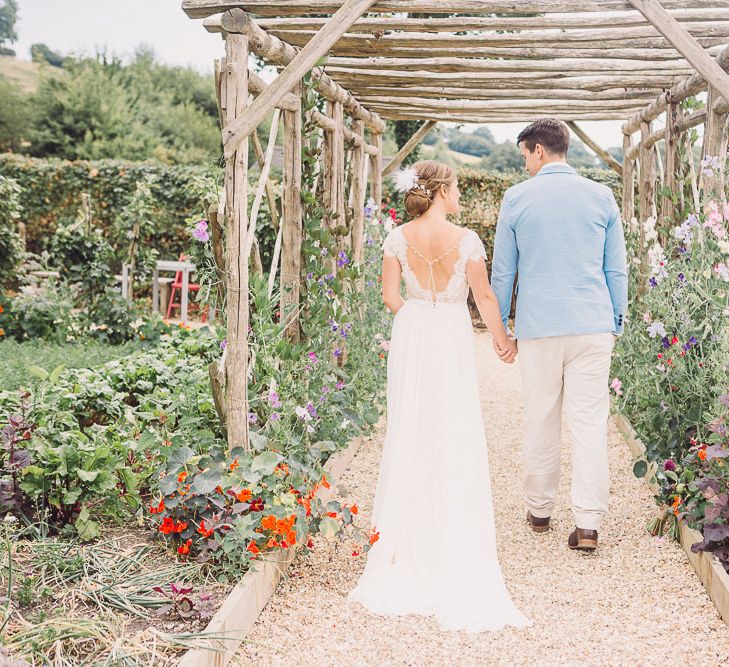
left=192, top=219, right=209, bottom=242
left=220, top=338, right=227, bottom=350
left=269, top=412, right=280, bottom=422
left=248, top=412, right=258, bottom=424
left=334, top=347, right=342, bottom=358
left=268, top=390, right=282, bottom=408
left=649, top=277, right=658, bottom=288
left=337, top=250, right=350, bottom=268
left=663, top=459, right=676, bottom=472
left=336, top=381, right=345, bottom=390
left=308, top=351, right=318, bottom=364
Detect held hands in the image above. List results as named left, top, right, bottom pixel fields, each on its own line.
left=492, top=336, right=518, bottom=364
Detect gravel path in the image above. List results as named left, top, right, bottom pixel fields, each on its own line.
left=236, top=331, right=729, bottom=666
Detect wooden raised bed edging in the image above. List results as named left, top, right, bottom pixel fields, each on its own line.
left=612, top=413, right=729, bottom=626
left=178, top=433, right=366, bottom=667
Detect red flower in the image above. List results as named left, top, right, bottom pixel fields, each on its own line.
left=160, top=517, right=176, bottom=535
left=350, top=504, right=358, bottom=515
left=177, top=471, right=187, bottom=483
left=697, top=447, right=707, bottom=462
left=247, top=541, right=260, bottom=556
left=325, top=511, right=337, bottom=518
left=177, top=538, right=192, bottom=556
left=352, top=550, right=360, bottom=557
left=249, top=497, right=264, bottom=512
left=369, top=528, right=380, bottom=545
left=229, top=457, right=239, bottom=472
left=197, top=520, right=214, bottom=538
left=321, top=475, right=330, bottom=489
left=174, top=520, right=188, bottom=534
left=306, top=537, right=315, bottom=548
left=149, top=497, right=165, bottom=514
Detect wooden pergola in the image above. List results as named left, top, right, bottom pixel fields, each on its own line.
left=181, top=0, right=729, bottom=452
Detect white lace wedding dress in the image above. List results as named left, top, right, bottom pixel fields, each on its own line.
left=347, top=224, right=533, bottom=633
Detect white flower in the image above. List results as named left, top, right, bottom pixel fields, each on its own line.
left=643, top=216, right=658, bottom=243
left=339, top=418, right=351, bottom=430
left=714, top=262, right=729, bottom=282
left=295, top=406, right=312, bottom=421
left=392, top=166, right=418, bottom=193
left=130, top=318, right=144, bottom=330
left=647, top=243, right=668, bottom=283
left=383, top=217, right=393, bottom=233
left=306, top=424, right=315, bottom=433
left=647, top=321, right=666, bottom=338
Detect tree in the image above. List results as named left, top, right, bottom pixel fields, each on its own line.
left=392, top=120, right=423, bottom=166
left=0, top=74, right=27, bottom=151
left=478, top=141, right=523, bottom=173
left=473, top=126, right=496, bottom=144
left=0, top=0, right=18, bottom=53
left=448, top=131, right=494, bottom=158
left=30, top=43, right=65, bottom=67
left=567, top=138, right=599, bottom=169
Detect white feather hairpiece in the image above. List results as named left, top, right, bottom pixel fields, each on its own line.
left=392, top=166, right=419, bottom=193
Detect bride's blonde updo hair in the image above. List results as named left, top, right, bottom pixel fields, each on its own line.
left=401, top=160, right=456, bottom=217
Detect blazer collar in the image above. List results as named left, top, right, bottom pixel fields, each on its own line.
left=535, top=162, right=576, bottom=176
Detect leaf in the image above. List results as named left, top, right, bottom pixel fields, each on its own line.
left=191, top=469, right=222, bottom=495
left=77, top=469, right=100, bottom=482
left=28, top=365, right=49, bottom=381
left=75, top=507, right=101, bottom=541
left=633, top=460, right=648, bottom=478
left=251, top=451, right=282, bottom=476
left=167, top=446, right=195, bottom=470
left=49, top=364, right=66, bottom=383
left=318, top=516, right=340, bottom=539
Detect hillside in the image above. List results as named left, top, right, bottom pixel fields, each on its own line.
left=0, top=56, right=41, bottom=92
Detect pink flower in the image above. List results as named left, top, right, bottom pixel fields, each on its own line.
left=380, top=340, right=390, bottom=351
left=610, top=377, right=623, bottom=396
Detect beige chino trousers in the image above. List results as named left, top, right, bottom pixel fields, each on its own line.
left=517, top=333, right=614, bottom=532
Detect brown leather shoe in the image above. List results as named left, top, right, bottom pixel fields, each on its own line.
left=526, top=511, right=550, bottom=533
left=568, top=527, right=598, bottom=551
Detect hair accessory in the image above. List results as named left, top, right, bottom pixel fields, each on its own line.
left=392, top=166, right=418, bottom=193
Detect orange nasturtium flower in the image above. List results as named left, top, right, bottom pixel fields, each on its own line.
left=177, top=471, right=188, bottom=483
left=197, top=520, right=214, bottom=538
left=0, top=328, right=4, bottom=338
left=149, top=498, right=165, bottom=514
left=159, top=517, right=176, bottom=535
left=321, top=474, right=330, bottom=489
left=697, top=447, right=707, bottom=462
left=261, top=515, right=277, bottom=531
left=325, top=511, right=338, bottom=518
left=229, top=457, right=240, bottom=472
left=177, top=538, right=192, bottom=556
left=267, top=537, right=278, bottom=549
left=236, top=488, right=252, bottom=503
left=350, top=504, right=358, bottom=515
left=247, top=541, right=260, bottom=556
left=369, top=528, right=380, bottom=545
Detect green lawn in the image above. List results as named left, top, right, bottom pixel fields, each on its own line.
left=0, top=338, right=141, bottom=391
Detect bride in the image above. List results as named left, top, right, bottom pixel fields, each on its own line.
left=347, top=160, right=532, bottom=632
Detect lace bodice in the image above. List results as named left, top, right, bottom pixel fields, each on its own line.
left=382, top=225, right=487, bottom=304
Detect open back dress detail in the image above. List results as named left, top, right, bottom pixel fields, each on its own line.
left=346, top=225, right=533, bottom=633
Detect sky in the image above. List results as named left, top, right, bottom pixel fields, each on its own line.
left=14, top=0, right=633, bottom=149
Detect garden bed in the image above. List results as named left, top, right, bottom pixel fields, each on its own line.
left=614, top=413, right=729, bottom=626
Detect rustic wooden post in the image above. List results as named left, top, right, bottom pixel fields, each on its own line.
left=661, top=101, right=682, bottom=230
left=568, top=121, right=622, bottom=176
left=223, top=34, right=250, bottom=452
left=701, top=85, right=729, bottom=199
left=350, top=119, right=367, bottom=272
left=281, top=83, right=303, bottom=342
left=382, top=120, right=437, bottom=178
left=639, top=121, right=657, bottom=227
left=369, top=131, right=383, bottom=220
left=622, top=132, right=636, bottom=226
left=333, top=101, right=346, bottom=233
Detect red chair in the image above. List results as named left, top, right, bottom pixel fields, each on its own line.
left=165, top=254, right=209, bottom=322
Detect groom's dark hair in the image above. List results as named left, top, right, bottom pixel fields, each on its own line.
left=516, top=118, right=570, bottom=156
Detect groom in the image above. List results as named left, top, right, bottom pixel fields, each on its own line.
left=491, top=118, right=628, bottom=551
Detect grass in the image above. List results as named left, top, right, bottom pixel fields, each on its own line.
left=0, top=55, right=41, bottom=93
left=0, top=338, right=142, bottom=391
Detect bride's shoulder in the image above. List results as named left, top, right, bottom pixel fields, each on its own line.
left=461, top=228, right=487, bottom=261
left=382, top=224, right=403, bottom=256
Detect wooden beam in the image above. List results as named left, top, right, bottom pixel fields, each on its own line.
left=350, top=119, right=367, bottom=270
left=220, top=9, right=384, bottom=133
left=701, top=85, right=729, bottom=198
left=382, top=120, right=437, bottom=179
left=267, top=25, right=729, bottom=50
left=370, top=110, right=637, bottom=122
left=182, top=1, right=729, bottom=20
left=222, top=34, right=250, bottom=452
left=342, top=85, right=659, bottom=102
left=622, top=133, right=636, bottom=224
left=566, top=121, right=623, bottom=176
left=358, top=96, right=649, bottom=113
left=220, top=0, right=379, bottom=159
left=247, top=10, right=729, bottom=33
left=281, top=84, right=303, bottom=342
left=327, top=69, right=679, bottom=91
left=660, top=101, right=682, bottom=226
left=628, top=0, right=729, bottom=106
left=368, top=132, right=383, bottom=221
left=325, top=55, right=694, bottom=75
left=624, top=44, right=729, bottom=133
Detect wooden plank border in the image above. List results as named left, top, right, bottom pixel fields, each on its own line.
left=612, top=413, right=729, bottom=626
left=178, top=434, right=366, bottom=666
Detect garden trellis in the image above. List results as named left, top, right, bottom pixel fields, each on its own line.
left=181, top=0, right=729, bottom=452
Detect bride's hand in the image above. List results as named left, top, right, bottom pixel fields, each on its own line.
left=492, top=337, right=517, bottom=363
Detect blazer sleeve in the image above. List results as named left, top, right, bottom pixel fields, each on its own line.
left=490, top=193, right=518, bottom=330
left=603, top=192, right=628, bottom=335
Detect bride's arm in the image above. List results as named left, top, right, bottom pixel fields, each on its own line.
left=382, top=255, right=405, bottom=314
left=466, top=258, right=517, bottom=361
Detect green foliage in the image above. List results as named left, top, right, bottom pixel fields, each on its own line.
left=447, top=133, right=494, bottom=158
left=0, top=154, right=216, bottom=257
left=0, top=74, right=27, bottom=151
left=477, top=141, right=523, bottom=172
left=0, top=337, right=140, bottom=392
left=0, top=174, right=22, bottom=287
left=392, top=120, right=423, bottom=166
left=29, top=43, right=64, bottom=68
left=26, top=51, right=220, bottom=165
left=0, top=0, right=17, bottom=49
left=0, top=283, right=74, bottom=343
